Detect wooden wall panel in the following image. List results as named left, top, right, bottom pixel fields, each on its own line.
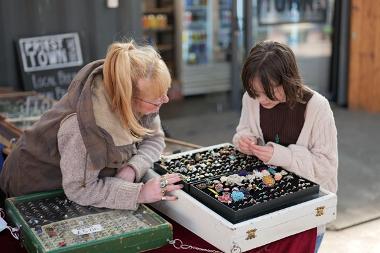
left=348, top=0, right=380, bottom=112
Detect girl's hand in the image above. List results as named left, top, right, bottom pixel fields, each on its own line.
left=238, top=136, right=257, bottom=155
left=137, top=173, right=183, bottom=203
left=248, top=143, right=274, bottom=163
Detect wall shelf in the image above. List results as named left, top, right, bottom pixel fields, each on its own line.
left=142, top=0, right=181, bottom=99
left=144, top=7, right=173, bottom=14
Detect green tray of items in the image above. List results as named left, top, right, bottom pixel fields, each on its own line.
left=5, top=190, right=172, bottom=253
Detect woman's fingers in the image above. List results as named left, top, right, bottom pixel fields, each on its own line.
left=248, top=144, right=273, bottom=162
left=249, top=143, right=267, bottom=151
left=161, top=195, right=178, bottom=201
left=165, top=184, right=184, bottom=192
left=240, top=136, right=257, bottom=145
left=161, top=174, right=182, bottom=185
left=239, top=138, right=251, bottom=147
left=159, top=182, right=183, bottom=202
left=238, top=139, right=252, bottom=154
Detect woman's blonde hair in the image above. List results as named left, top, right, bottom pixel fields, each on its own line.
left=103, top=40, right=171, bottom=137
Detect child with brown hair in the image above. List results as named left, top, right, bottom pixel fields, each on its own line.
left=233, top=40, right=338, bottom=252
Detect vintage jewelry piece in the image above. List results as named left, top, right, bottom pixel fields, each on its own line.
left=215, top=183, right=224, bottom=192
left=224, top=174, right=245, bottom=186
left=275, top=133, right=280, bottom=144
left=267, top=166, right=277, bottom=175
left=196, top=183, right=207, bottom=190
left=245, top=174, right=256, bottom=183
left=274, top=173, right=282, bottom=181
left=217, top=192, right=232, bottom=204
left=253, top=170, right=263, bottom=179
left=238, top=170, right=248, bottom=176
left=160, top=176, right=168, bottom=188
left=208, top=188, right=219, bottom=198
left=231, top=191, right=245, bottom=202
left=262, top=175, right=275, bottom=187
left=232, top=187, right=239, bottom=192
left=161, top=196, right=167, bottom=201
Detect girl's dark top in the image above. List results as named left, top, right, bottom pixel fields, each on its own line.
left=260, top=92, right=313, bottom=146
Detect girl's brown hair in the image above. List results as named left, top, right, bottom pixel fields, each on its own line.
left=241, top=41, right=310, bottom=107
left=103, top=40, right=171, bottom=137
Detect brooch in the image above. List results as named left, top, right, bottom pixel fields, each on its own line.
left=262, top=175, right=275, bottom=187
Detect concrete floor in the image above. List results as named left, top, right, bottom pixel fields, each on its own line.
left=320, top=218, right=380, bottom=253
left=160, top=92, right=380, bottom=252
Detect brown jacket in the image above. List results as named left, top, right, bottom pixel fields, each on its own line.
left=0, top=60, right=158, bottom=197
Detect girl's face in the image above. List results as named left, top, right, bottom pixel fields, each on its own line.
left=133, top=78, right=169, bottom=115
left=251, top=77, right=286, bottom=109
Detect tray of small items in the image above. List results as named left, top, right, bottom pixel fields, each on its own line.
left=5, top=190, right=172, bottom=253
left=154, top=143, right=263, bottom=191
left=155, top=143, right=319, bottom=223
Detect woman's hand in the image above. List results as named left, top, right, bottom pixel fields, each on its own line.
left=237, top=136, right=274, bottom=163
left=137, top=173, right=183, bottom=203
left=238, top=136, right=257, bottom=155
left=116, top=165, right=136, bottom=182
left=248, top=143, right=274, bottom=163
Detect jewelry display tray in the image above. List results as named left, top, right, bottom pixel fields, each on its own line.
left=154, top=143, right=320, bottom=223
left=145, top=171, right=336, bottom=253
left=5, top=190, right=172, bottom=253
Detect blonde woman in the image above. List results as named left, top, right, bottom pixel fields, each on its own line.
left=0, top=41, right=182, bottom=209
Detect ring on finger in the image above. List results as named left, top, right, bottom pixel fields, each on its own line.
left=160, top=177, right=168, bottom=188
left=161, top=187, right=167, bottom=195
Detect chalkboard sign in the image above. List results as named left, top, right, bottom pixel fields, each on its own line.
left=258, top=0, right=328, bottom=25
left=17, top=33, right=83, bottom=99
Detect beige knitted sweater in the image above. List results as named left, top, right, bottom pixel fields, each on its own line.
left=57, top=77, right=165, bottom=210
left=233, top=91, right=338, bottom=193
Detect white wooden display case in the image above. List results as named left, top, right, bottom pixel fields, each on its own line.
left=144, top=144, right=337, bottom=253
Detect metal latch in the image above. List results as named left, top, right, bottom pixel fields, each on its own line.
left=315, top=206, right=325, bottom=217
left=245, top=228, right=257, bottom=240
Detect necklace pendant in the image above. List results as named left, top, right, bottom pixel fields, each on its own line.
left=275, top=134, right=280, bottom=144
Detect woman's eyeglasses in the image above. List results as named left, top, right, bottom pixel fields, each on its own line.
left=134, top=94, right=169, bottom=107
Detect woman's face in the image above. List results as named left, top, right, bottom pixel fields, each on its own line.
left=251, top=77, right=286, bottom=109
left=133, top=78, right=169, bottom=115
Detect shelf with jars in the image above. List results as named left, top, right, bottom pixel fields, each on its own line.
left=142, top=0, right=181, bottom=99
